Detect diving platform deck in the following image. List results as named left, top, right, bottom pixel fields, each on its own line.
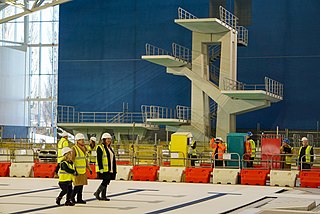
left=146, top=118, right=190, bottom=126
left=221, top=90, right=283, bottom=103
left=174, top=18, right=232, bottom=34
left=141, top=55, right=189, bottom=68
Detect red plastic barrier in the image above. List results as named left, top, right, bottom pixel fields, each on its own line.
left=86, top=164, right=97, bottom=179
left=132, top=166, right=159, bottom=181
left=34, top=163, right=57, bottom=178
left=0, top=162, right=11, bottom=177
left=300, top=171, right=320, bottom=188
left=240, top=169, right=269, bottom=186
left=185, top=167, right=212, bottom=183
left=116, top=161, right=131, bottom=165
left=162, top=161, right=170, bottom=166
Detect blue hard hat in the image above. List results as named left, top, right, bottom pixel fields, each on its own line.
left=283, top=138, right=290, bottom=144
left=247, top=131, right=253, bottom=136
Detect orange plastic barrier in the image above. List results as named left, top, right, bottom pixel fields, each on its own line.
left=132, top=166, right=159, bottom=181
left=86, top=164, right=97, bottom=179
left=162, top=161, right=170, bottom=166
left=185, top=167, right=212, bottom=183
left=240, top=169, right=269, bottom=186
left=300, top=171, right=320, bottom=188
left=33, top=163, right=57, bottom=178
left=0, top=162, right=11, bottom=177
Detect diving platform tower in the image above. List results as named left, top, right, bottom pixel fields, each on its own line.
left=142, top=7, right=283, bottom=141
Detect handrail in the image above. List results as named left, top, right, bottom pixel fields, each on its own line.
left=219, top=6, right=238, bottom=29
left=176, top=105, right=191, bottom=120
left=264, top=77, right=284, bottom=98
left=172, top=43, right=192, bottom=63
left=141, top=105, right=191, bottom=121
left=145, top=43, right=171, bottom=56
left=177, top=7, right=197, bottom=19
left=237, top=26, right=248, bottom=46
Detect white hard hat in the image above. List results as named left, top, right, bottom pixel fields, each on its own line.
left=61, top=147, right=72, bottom=156
left=74, top=133, right=85, bottom=141
left=61, top=131, right=68, bottom=137
left=301, top=137, right=308, bottom=141
left=101, top=133, right=112, bottom=139
left=90, top=136, right=97, bottom=142
left=216, top=137, right=223, bottom=142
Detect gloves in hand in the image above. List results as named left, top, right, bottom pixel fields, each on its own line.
left=99, top=169, right=104, bottom=173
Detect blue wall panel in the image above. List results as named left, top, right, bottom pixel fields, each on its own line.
left=59, top=0, right=320, bottom=129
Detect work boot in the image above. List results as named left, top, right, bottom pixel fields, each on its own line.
left=93, top=184, right=105, bottom=200
left=101, top=186, right=110, bottom=201
left=65, top=200, right=75, bottom=206
left=76, top=199, right=86, bottom=204
left=56, top=197, right=62, bottom=206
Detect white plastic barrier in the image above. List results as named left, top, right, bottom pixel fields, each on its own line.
left=212, top=168, right=240, bottom=184
left=270, top=170, right=299, bottom=187
left=116, top=165, right=133, bottom=180
left=0, top=148, right=10, bottom=162
left=158, top=167, right=185, bottom=182
left=10, top=163, right=34, bottom=177
left=14, top=149, right=34, bottom=162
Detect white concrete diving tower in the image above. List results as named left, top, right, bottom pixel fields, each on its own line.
left=142, top=7, right=283, bottom=141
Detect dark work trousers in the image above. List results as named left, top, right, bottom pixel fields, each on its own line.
left=58, top=181, right=72, bottom=201
left=247, top=157, right=254, bottom=167
left=97, top=172, right=111, bottom=186
left=302, top=163, right=311, bottom=170
left=72, top=185, right=84, bottom=201
left=215, top=160, right=223, bottom=167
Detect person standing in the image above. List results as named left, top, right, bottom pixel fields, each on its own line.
left=56, top=147, right=75, bottom=206
left=71, top=133, right=92, bottom=204
left=55, top=131, right=69, bottom=174
left=211, top=137, right=226, bottom=167
left=298, top=137, right=314, bottom=170
left=244, top=132, right=256, bottom=167
left=280, top=138, right=293, bottom=169
left=93, top=133, right=117, bottom=201
left=86, top=136, right=97, bottom=164
left=188, top=141, right=197, bottom=167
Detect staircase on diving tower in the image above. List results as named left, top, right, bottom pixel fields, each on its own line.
left=141, top=6, right=283, bottom=141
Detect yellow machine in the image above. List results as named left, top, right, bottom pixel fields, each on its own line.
left=169, top=132, right=193, bottom=166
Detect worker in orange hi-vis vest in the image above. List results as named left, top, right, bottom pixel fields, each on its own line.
left=244, top=132, right=256, bottom=168
left=210, top=137, right=226, bottom=167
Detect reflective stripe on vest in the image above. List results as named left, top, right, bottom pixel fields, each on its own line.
left=73, top=145, right=86, bottom=174
left=57, top=138, right=68, bottom=163
left=299, top=145, right=312, bottom=163
left=95, top=145, right=109, bottom=172
left=59, top=161, right=74, bottom=182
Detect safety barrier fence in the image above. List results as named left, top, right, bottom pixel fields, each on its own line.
left=219, top=6, right=238, bottom=29
left=236, top=26, right=248, bottom=45
left=141, top=105, right=191, bottom=121
left=177, top=7, right=197, bottom=19
left=1, top=153, right=320, bottom=188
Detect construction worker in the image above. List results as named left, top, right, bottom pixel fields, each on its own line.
left=188, top=141, right=197, bottom=167
left=56, top=147, right=75, bottom=206
left=280, top=138, right=293, bottom=169
left=71, top=133, right=92, bottom=204
left=244, top=132, right=256, bottom=167
left=94, top=133, right=117, bottom=201
left=298, top=137, right=314, bottom=170
left=86, top=136, right=97, bottom=163
left=211, top=137, right=226, bottom=167
left=55, top=131, right=69, bottom=174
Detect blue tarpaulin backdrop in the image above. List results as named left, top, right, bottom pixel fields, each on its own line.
left=58, top=0, right=320, bottom=130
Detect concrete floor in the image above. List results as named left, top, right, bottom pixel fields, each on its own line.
left=0, top=178, right=320, bottom=214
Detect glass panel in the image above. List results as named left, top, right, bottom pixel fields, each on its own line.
left=2, top=22, right=15, bottom=41
left=41, top=7, right=54, bottom=22
left=29, top=100, right=39, bottom=126
left=53, top=22, right=59, bottom=44
left=39, top=101, right=53, bottom=127
left=40, top=47, right=54, bottom=75
left=52, top=46, right=58, bottom=75
left=30, top=75, right=40, bottom=98
left=16, top=22, right=24, bottom=43
left=29, top=22, right=40, bottom=44
left=29, top=47, right=40, bottom=75
left=41, top=22, right=54, bottom=44
left=29, top=11, right=40, bottom=22
left=39, top=75, right=53, bottom=98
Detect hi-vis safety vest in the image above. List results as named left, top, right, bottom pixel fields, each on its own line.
left=299, top=145, right=313, bottom=163
left=245, top=139, right=256, bottom=158
left=95, top=145, right=109, bottom=172
left=281, top=145, right=293, bottom=164
left=86, top=144, right=97, bottom=163
left=212, top=143, right=226, bottom=160
left=59, top=161, right=74, bottom=182
left=57, top=138, right=69, bottom=163
left=73, top=145, right=87, bottom=174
